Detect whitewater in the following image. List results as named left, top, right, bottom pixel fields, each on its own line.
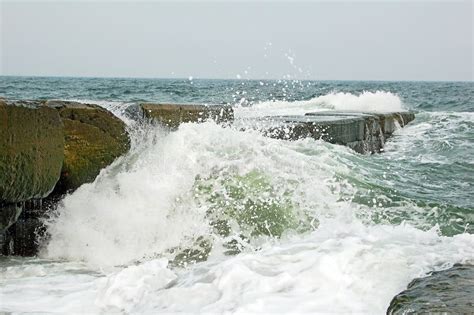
left=1, top=79, right=473, bottom=314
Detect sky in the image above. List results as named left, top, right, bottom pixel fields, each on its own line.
left=1, top=0, right=472, bottom=81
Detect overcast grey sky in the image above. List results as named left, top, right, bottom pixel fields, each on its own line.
left=1, top=0, right=472, bottom=81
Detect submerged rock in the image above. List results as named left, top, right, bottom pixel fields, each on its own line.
left=140, top=103, right=234, bottom=129
left=387, top=264, right=474, bottom=314
left=46, top=100, right=130, bottom=193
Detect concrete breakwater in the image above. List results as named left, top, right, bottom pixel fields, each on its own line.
left=0, top=99, right=414, bottom=256
left=140, top=103, right=415, bottom=154
left=241, top=111, right=415, bottom=154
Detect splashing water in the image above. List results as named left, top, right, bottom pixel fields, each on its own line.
left=235, top=91, right=406, bottom=118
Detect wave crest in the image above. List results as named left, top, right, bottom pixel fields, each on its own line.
left=236, top=91, right=405, bottom=118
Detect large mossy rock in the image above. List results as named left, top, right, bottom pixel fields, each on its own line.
left=45, top=100, right=130, bottom=193
left=140, top=103, right=234, bottom=129
left=0, top=99, right=64, bottom=204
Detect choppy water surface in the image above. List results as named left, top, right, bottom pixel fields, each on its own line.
left=0, top=77, right=473, bottom=313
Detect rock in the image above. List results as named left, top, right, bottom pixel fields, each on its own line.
left=0, top=99, right=64, bottom=252
left=0, top=203, right=22, bottom=233
left=45, top=100, right=130, bottom=193
left=387, top=264, right=474, bottom=314
left=0, top=99, right=65, bottom=203
left=1, top=200, right=47, bottom=256
left=0, top=99, right=130, bottom=256
left=0, top=98, right=64, bottom=245
left=140, top=103, right=234, bottom=129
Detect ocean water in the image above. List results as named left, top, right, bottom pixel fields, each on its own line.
left=0, top=77, right=473, bottom=313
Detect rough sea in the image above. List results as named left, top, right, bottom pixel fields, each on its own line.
left=0, top=76, right=473, bottom=313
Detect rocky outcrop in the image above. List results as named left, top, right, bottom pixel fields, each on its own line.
left=253, top=111, right=415, bottom=154
left=140, top=103, right=234, bottom=128
left=46, top=100, right=130, bottom=193
left=387, top=264, right=474, bottom=314
left=0, top=99, right=64, bottom=235
left=1, top=99, right=130, bottom=255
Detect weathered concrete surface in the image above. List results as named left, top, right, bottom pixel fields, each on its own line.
left=255, top=111, right=415, bottom=154
left=46, top=100, right=130, bottom=193
left=387, top=264, right=474, bottom=314
left=141, top=103, right=234, bottom=128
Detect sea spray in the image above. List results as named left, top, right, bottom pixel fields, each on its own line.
left=235, top=90, right=406, bottom=118
left=42, top=122, right=348, bottom=267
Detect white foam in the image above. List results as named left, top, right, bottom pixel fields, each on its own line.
left=42, top=122, right=346, bottom=267
left=4, top=222, right=473, bottom=314
left=126, top=223, right=474, bottom=314
left=95, top=259, right=176, bottom=312
left=235, top=90, right=405, bottom=118
left=42, top=126, right=211, bottom=267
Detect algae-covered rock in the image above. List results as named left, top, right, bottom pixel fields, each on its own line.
left=45, top=100, right=130, bottom=193
left=0, top=99, right=64, bottom=203
left=140, top=103, right=234, bottom=129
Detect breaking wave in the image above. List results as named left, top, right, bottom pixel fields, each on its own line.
left=235, top=91, right=406, bottom=118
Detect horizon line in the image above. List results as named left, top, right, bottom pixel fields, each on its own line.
left=0, top=74, right=472, bottom=83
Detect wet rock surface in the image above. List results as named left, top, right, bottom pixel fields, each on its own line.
left=387, top=264, right=474, bottom=314
left=0, top=203, right=22, bottom=233
left=1, top=200, right=49, bottom=256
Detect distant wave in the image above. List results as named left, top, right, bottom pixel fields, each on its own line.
left=235, top=91, right=406, bottom=118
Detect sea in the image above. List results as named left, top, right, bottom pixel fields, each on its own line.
left=0, top=76, right=473, bottom=313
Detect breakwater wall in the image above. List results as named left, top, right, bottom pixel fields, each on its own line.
left=0, top=99, right=415, bottom=255
left=245, top=111, right=415, bottom=154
